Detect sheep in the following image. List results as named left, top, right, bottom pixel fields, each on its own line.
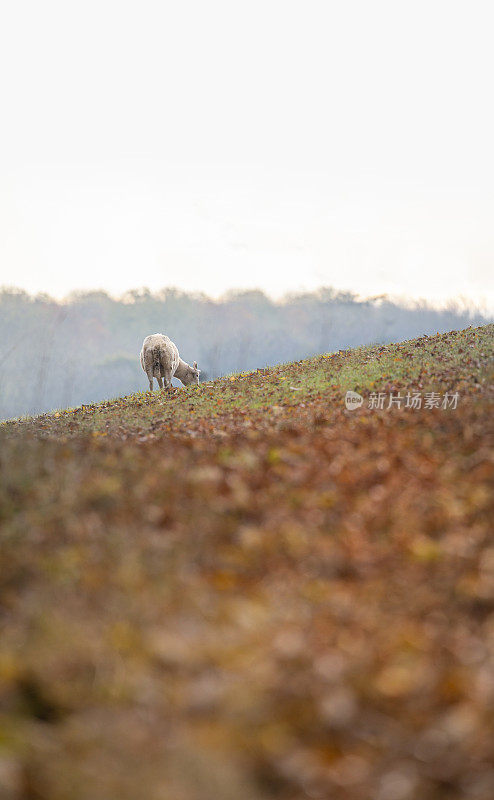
left=140, top=334, right=200, bottom=391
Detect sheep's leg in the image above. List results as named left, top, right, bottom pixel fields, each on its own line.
left=163, top=369, right=172, bottom=390
left=157, top=376, right=163, bottom=389
left=146, top=372, right=154, bottom=391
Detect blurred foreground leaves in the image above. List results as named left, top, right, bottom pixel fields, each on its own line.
left=0, top=326, right=493, bottom=799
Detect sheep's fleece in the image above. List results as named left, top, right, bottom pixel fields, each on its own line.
left=140, top=334, right=200, bottom=390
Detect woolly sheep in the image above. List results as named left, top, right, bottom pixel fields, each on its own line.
left=140, top=334, right=200, bottom=391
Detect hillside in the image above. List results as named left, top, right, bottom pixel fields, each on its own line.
left=1, top=324, right=493, bottom=800
left=1, top=286, right=490, bottom=421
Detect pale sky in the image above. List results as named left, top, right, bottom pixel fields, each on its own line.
left=0, top=1, right=493, bottom=309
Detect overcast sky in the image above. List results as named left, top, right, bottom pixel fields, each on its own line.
left=0, top=1, right=492, bottom=309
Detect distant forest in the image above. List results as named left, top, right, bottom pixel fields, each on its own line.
left=0, top=286, right=491, bottom=420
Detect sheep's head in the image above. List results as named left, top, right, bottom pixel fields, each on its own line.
left=181, top=360, right=201, bottom=386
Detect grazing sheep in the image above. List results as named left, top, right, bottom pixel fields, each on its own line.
left=140, top=334, right=200, bottom=391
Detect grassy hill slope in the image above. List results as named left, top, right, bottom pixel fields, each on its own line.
left=0, top=324, right=493, bottom=800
